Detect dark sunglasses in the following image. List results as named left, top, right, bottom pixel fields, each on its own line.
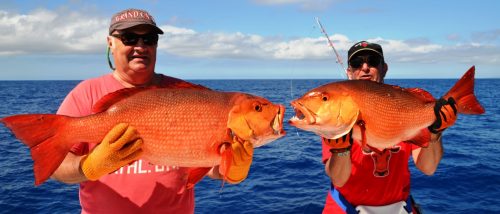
left=111, top=32, right=159, bottom=46
left=349, top=55, right=382, bottom=69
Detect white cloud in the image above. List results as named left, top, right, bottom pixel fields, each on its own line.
left=0, top=9, right=108, bottom=55
left=158, top=25, right=350, bottom=60
left=1, top=9, right=499, bottom=66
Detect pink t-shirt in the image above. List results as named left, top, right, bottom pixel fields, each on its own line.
left=57, top=73, right=203, bottom=214
left=321, top=139, right=419, bottom=213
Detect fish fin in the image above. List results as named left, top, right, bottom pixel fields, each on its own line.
left=92, top=87, right=152, bottom=113
left=404, top=88, right=435, bottom=103
left=443, top=66, right=485, bottom=114
left=219, top=143, right=233, bottom=187
left=185, top=167, right=212, bottom=189
left=356, top=120, right=367, bottom=148
left=406, top=129, right=431, bottom=148
left=162, top=80, right=210, bottom=90
left=159, top=75, right=211, bottom=90
left=390, top=85, right=404, bottom=91
left=92, top=79, right=211, bottom=114
left=227, top=106, right=254, bottom=141
left=1, top=114, right=72, bottom=185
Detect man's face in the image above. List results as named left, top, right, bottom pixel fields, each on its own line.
left=108, top=25, right=158, bottom=76
left=347, top=52, right=387, bottom=83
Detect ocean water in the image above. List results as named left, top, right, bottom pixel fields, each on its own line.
left=0, top=79, right=499, bottom=213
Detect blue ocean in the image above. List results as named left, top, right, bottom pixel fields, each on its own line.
left=0, top=79, right=499, bottom=213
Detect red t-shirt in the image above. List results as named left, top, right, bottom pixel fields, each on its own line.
left=322, top=139, right=419, bottom=213
left=57, top=73, right=203, bottom=214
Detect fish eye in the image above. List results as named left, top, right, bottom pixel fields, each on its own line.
left=254, top=104, right=262, bottom=112
left=322, top=94, right=329, bottom=101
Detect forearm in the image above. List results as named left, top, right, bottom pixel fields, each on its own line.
left=51, top=153, right=88, bottom=184
left=325, top=153, right=351, bottom=187
left=206, top=166, right=223, bottom=180
left=415, top=133, right=444, bottom=175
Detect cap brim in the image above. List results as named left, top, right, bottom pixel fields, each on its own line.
left=348, top=48, right=383, bottom=61
left=110, top=22, right=164, bottom=35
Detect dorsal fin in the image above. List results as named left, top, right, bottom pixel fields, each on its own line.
left=403, top=87, right=435, bottom=103
left=389, top=85, right=434, bottom=103
left=162, top=80, right=209, bottom=90
left=92, top=87, right=156, bottom=113
left=159, top=75, right=210, bottom=90
left=92, top=76, right=211, bottom=114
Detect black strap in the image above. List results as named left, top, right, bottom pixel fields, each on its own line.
left=329, top=184, right=357, bottom=214
left=329, top=184, right=416, bottom=213
left=428, top=97, right=457, bottom=134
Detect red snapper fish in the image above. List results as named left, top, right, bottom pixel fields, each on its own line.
left=289, top=66, right=485, bottom=149
left=1, top=87, right=285, bottom=185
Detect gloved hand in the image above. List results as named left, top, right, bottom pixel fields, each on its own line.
left=81, top=123, right=143, bottom=181
left=222, top=138, right=254, bottom=184
left=322, top=130, right=353, bottom=154
left=428, top=97, right=458, bottom=133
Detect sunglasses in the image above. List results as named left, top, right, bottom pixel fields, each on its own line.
left=349, top=55, right=382, bottom=69
left=111, top=32, right=159, bottom=46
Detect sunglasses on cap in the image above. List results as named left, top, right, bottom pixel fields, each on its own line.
left=111, top=32, right=159, bottom=46
left=349, top=55, right=382, bottom=69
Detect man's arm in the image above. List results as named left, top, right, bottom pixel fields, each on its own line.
left=51, top=123, right=143, bottom=183
left=325, top=153, right=351, bottom=187
left=51, top=153, right=87, bottom=183
left=412, top=132, right=443, bottom=175
left=413, top=97, right=457, bottom=175
left=323, top=132, right=353, bottom=187
left=206, top=166, right=223, bottom=179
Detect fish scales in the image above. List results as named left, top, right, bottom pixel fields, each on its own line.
left=90, top=89, right=234, bottom=167
left=344, top=81, right=435, bottom=143
left=2, top=87, right=286, bottom=185
left=289, top=67, right=484, bottom=149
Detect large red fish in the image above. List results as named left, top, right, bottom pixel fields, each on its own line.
left=1, top=87, right=285, bottom=185
left=289, top=66, right=484, bottom=149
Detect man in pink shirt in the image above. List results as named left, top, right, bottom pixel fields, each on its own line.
left=51, top=8, right=252, bottom=213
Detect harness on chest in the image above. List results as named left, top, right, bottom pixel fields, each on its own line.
left=329, top=184, right=414, bottom=214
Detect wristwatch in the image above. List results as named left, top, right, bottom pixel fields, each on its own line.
left=336, top=150, right=351, bottom=157
left=330, top=147, right=351, bottom=157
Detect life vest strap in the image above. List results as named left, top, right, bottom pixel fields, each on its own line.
left=329, top=184, right=413, bottom=213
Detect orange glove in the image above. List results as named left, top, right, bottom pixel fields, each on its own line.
left=222, top=139, right=254, bottom=184
left=429, top=97, right=458, bottom=133
left=322, top=130, right=353, bottom=154
left=81, top=123, right=143, bottom=181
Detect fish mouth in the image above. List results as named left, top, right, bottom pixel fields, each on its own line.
left=271, top=105, right=286, bottom=135
left=288, top=100, right=316, bottom=126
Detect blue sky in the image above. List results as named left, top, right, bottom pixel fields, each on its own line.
left=0, top=0, right=498, bottom=80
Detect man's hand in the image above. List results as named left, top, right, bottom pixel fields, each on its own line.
left=222, top=139, right=254, bottom=184
left=429, top=97, right=458, bottom=133
left=80, top=123, right=143, bottom=181
left=322, top=130, right=353, bottom=153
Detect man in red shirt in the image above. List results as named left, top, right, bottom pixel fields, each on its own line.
left=51, top=8, right=252, bottom=213
left=322, top=41, right=457, bottom=213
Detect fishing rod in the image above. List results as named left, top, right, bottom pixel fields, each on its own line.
left=315, top=17, right=347, bottom=77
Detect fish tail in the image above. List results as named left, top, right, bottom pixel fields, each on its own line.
left=1, top=114, right=73, bottom=185
left=443, top=66, right=485, bottom=115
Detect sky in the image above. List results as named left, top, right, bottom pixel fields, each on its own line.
left=0, top=0, right=499, bottom=80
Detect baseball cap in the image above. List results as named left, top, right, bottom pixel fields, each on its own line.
left=347, top=41, right=384, bottom=61
left=109, top=8, right=164, bottom=35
